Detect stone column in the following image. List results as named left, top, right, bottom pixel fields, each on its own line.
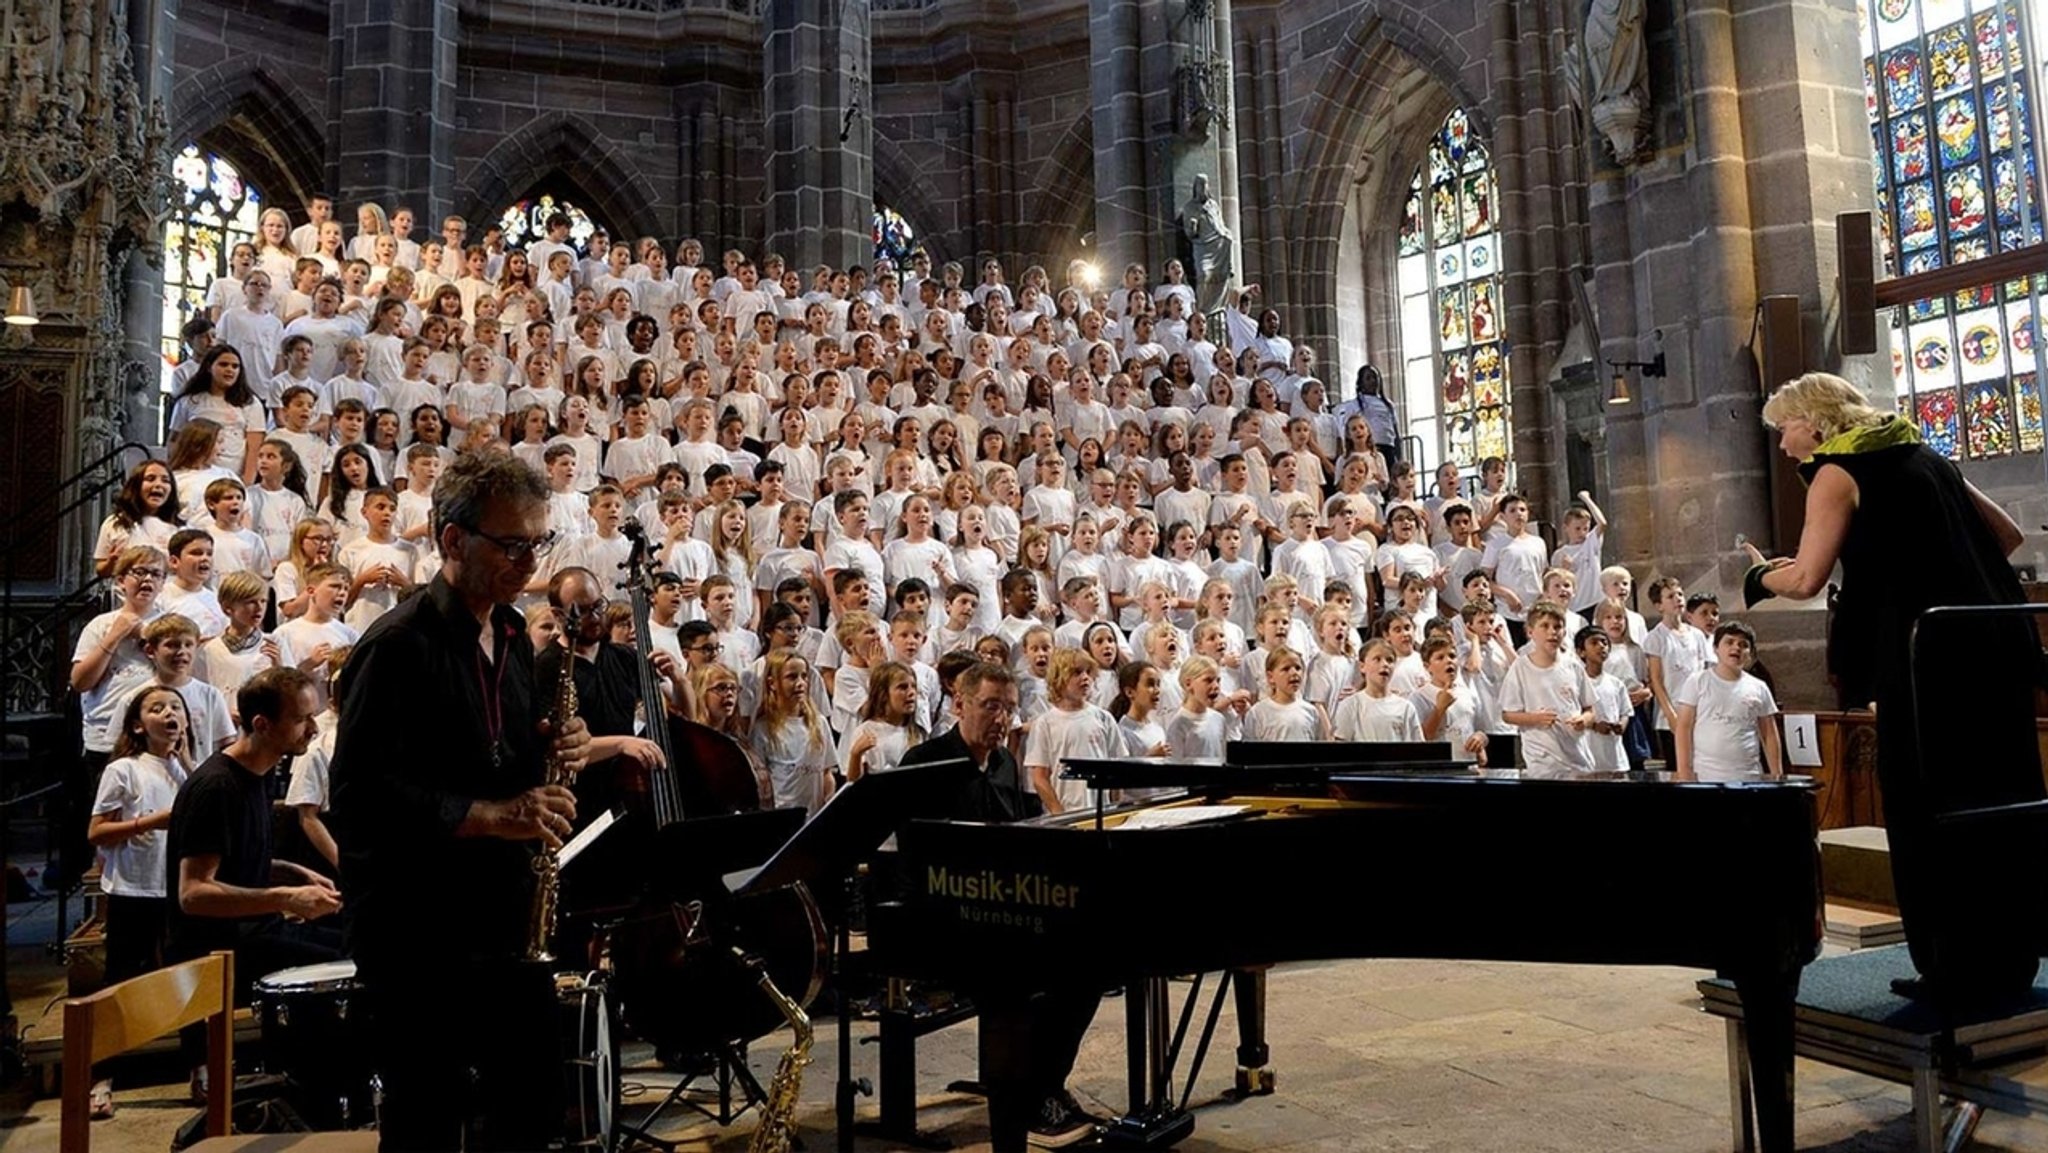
left=330, top=0, right=458, bottom=220
left=1089, top=0, right=1148, bottom=275
left=762, top=0, right=873, bottom=271
left=122, top=0, right=177, bottom=447
left=1091, top=0, right=1239, bottom=301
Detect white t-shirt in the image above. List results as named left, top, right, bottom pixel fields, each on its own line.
left=273, top=616, right=360, bottom=711
left=157, top=582, right=229, bottom=639
left=1584, top=670, right=1634, bottom=772
left=92, top=752, right=189, bottom=897
left=1497, top=655, right=1595, bottom=773
left=1409, top=679, right=1482, bottom=762
left=1642, top=622, right=1714, bottom=731
left=1022, top=702, right=1124, bottom=812
left=1375, top=539, right=1441, bottom=618
left=168, top=393, right=268, bottom=476
left=287, top=711, right=341, bottom=811
left=338, top=537, right=419, bottom=629
left=1332, top=691, right=1424, bottom=743
left=1243, top=697, right=1323, bottom=742
left=1674, top=668, right=1778, bottom=781
left=1164, top=706, right=1239, bottom=760
left=1553, top=529, right=1606, bottom=613
left=198, top=631, right=294, bottom=700
left=1480, top=532, right=1548, bottom=622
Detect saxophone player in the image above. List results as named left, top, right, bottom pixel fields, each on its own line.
left=329, top=451, right=591, bottom=1150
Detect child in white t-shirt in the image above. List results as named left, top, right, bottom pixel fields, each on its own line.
left=85, top=684, right=195, bottom=1115
left=1333, top=638, right=1424, bottom=742
left=1164, top=655, right=1242, bottom=760
left=1023, top=648, right=1126, bottom=814
left=1410, top=636, right=1486, bottom=763
left=337, top=488, right=416, bottom=629
left=1551, top=493, right=1610, bottom=614
left=1674, top=619, right=1782, bottom=782
left=1576, top=626, right=1633, bottom=773
left=1497, top=602, right=1595, bottom=774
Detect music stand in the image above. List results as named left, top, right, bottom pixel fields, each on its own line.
left=723, top=759, right=978, bottom=1153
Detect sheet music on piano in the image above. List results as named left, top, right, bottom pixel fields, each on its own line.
left=1114, top=804, right=1254, bottom=829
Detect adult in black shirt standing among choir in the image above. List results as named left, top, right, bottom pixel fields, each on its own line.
left=328, top=451, right=591, bottom=1150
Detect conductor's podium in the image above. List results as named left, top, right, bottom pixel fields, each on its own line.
left=1700, top=945, right=2048, bottom=1153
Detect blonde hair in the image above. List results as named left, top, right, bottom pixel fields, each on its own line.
left=1313, top=603, right=1355, bottom=656
left=1047, top=646, right=1096, bottom=696
left=756, top=651, right=822, bottom=744
left=1179, top=654, right=1219, bottom=689
left=217, top=571, right=269, bottom=608
left=1761, top=372, right=1890, bottom=443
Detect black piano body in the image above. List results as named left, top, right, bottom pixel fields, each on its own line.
left=868, top=743, right=1822, bottom=1152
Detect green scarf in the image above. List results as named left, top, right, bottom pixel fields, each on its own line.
left=1806, top=413, right=1920, bottom=463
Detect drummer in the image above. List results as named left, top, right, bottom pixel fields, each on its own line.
left=166, top=665, right=344, bottom=1102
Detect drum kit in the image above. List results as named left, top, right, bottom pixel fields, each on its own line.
left=250, top=960, right=620, bottom=1148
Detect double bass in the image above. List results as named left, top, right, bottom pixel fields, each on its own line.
left=604, top=521, right=827, bottom=1056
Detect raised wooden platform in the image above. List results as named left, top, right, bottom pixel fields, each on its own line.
left=1700, top=945, right=2048, bottom=1153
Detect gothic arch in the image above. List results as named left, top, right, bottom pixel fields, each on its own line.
left=457, top=113, right=666, bottom=245
left=1283, top=3, right=1486, bottom=349
left=872, top=133, right=949, bottom=267
left=169, top=61, right=327, bottom=219
left=1023, top=114, right=1095, bottom=267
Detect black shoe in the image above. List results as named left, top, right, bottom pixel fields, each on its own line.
left=1028, top=1092, right=1099, bottom=1148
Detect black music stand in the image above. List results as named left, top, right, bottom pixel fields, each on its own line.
left=726, top=760, right=978, bottom=1153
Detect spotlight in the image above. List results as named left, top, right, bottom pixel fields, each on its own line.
left=1079, top=262, right=1102, bottom=290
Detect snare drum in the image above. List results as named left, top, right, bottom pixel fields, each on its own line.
left=556, top=972, right=619, bottom=1149
left=252, top=959, right=377, bottom=1129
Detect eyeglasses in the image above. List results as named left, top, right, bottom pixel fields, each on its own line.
left=772, top=623, right=803, bottom=635
left=467, top=527, right=558, bottom=562
left=688, top=643, right=723, bottom=655
left=970, top=696, right=1018, bottom=716
left=123, top=568, right=165, bottom=581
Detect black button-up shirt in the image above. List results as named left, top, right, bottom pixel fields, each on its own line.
left=329, top=575, right=542, bottom=968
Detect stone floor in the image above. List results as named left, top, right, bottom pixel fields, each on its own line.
left=9, top=948, right=2048, bottom=1152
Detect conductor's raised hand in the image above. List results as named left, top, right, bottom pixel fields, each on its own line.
left=539, top=713, right=592, bottom=776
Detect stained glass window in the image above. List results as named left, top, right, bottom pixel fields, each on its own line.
left=1864, top=0, right=2046, bottom=461
left=873, top=203, right=926, bottom=267
left=159, top=145, right=264, bottom=392
left=497, top=194, right=603, bottom=257
left=1396, top=107, right=1511, bottom=475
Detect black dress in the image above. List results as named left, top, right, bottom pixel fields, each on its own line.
left=1811, top=433, right=2046, bottom=999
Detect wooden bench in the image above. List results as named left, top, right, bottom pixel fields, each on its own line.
left=58, top=951, right=377, bottom=1153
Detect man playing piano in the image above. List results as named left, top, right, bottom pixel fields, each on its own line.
left=897, top=661, right=1103, bottom=1148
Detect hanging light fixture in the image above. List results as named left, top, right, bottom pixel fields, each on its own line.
left=1604, top=351, right=1666, bottom=407
left=4, top=285, right=37, bottom=326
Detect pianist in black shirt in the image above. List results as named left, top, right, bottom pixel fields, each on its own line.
left=897, top=662, right=1102, bottom=1149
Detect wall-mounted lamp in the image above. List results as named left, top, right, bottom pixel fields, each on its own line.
left=1605, top=351, right=1666, bottom=406
left=4, top=285, right=37, bottom=326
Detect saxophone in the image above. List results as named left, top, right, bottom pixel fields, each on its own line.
left=525, top=626, right=580, bottom=962
left=745, top=953, right=814, bottom=1153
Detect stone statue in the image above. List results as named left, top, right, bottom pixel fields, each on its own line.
left=1181, top=173, right=1237, bottom=317
left=1573, top=0, right=1649, bottom=163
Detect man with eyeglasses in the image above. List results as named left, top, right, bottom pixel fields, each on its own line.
left=328, top=451, right=593, bottom=1148
left=896, top=662, right=1104, bottom=1147
left=534, top=564, right=679, bottom=952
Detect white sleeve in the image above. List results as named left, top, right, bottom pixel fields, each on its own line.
left=1496, top=662, right=1528, bottom=715
left=92, top=759, right=136, bottom=816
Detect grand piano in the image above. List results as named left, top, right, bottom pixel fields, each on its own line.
left=867, top=742, right=1823, bottom=1152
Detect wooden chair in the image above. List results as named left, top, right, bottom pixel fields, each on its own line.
left=60, top=949, right=381, bottom=1152
left=61, top=950, right=235, bottom=1152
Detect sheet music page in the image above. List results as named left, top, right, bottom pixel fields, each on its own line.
left=1117, top=804, right=1252, bottom=829
left=557, top=809, right=618, bottom=868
